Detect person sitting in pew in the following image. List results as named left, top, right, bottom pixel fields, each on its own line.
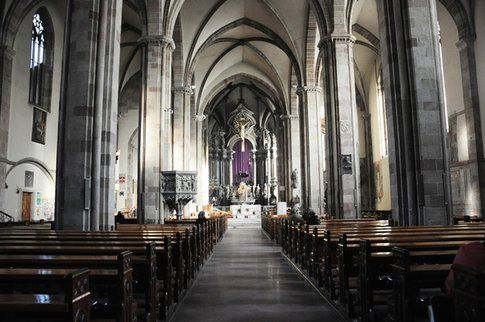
left=445, top=240, right=485, bottom=293
left=196, top=211, right=206, bottom=225
left=302, top=209, right=320, bottom=225
left=115, top=211, right=125, bottom=225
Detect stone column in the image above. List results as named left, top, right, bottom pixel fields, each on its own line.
left=269, top=134, right=278, bottom=202
left=56, top=0, right=121, bottom=230
left=229, top=151, right=234, bottom=187
left=137, top=35, right=175, bottom=223
left=221, top=148, right=232, bottom=187
left=92, top=0, right=122, bottom=230
left=282, top=114, right=301, bottom=203
left=298, top=86, right=327, bottom=215
left=255, top=149, right=268, bottom=188
left=377, top=0, right=450, bottom=225
left=172, top=86, right=193, bottom=171
left=321, top=34, right=361, bottom=218
left=0, top=46, right=15, bottom=210
left=456, top=37, right=485, bottom=217
left=193, top=114, right=208, bottom=204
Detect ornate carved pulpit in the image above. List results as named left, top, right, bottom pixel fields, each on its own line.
left=160, top=171, right=197, bottom=214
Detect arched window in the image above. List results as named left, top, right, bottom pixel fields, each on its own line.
left=29, top=9, right=53, bottom=111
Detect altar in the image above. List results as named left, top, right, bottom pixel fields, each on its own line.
left=230, top=204, right=261, bottom=219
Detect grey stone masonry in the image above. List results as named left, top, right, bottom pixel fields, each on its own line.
left=456, top=37, right=485, bottom=217
left=56, top=0, right=101, bottom=230
left=320, top=34, right=361, bottom=219
left=0, top=46, right=14, bottom=211
left=138, top=36, right=175, bottom=224
left=55, top=0, right=121, bottom=231
left=377, top=0, right=450, bottom=225
left=297, top=86, right=326, bottom=215
left=172, top=86, right=193, bottom=171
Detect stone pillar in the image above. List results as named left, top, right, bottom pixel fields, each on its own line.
left=255, top=150, right=268, bottom=188
left=456, top=37, right=485, bottom=217
left=269, top=134, right=278, bottom=202
left=229, top=151, right=234, bottom=187
left=377, top=0, right=450, bottom=225
left=283, top=114, right=301, bottom=203
left=298, top=86, right=327, bottom=215
left=0, top=46, right=15, bottom=210
left=56, top=0, right=121, bottom=230
left=137, top=35, right=175, bottom=224
left=194, top=114, right=208, bottom=205
left=92, top=0, right=122, bottom=230
left=172, top=86, right=193, bottom=171
left=221, top=148, right=231, bottom=187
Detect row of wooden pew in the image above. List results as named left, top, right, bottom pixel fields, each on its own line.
left=0, top=216, right=227, bottom=322
left=277, top=217, right=485, bottom=322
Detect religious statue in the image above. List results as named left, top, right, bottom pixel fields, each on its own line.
left=225, top=185, right=232, bottom=200
left=255, top=184, right=261, bottom=198
left=237, top=182, right=251, bottom=201
left=291, top=169, right=299, bottom=189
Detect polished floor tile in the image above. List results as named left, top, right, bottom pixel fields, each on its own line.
left=170, top=228, right=345, bottom=322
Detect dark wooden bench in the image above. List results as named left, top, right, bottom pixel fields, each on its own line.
left=359, top=242, right=459, bottom=322
left=388, top=247, right=452, bottom=322
left=0, top=240, right=169, bottom=320
left=0, top=229, right=192, bottom=302
left=338, top=233, right=485, bottom=317
left=0, top=268, right=91, bottom=322
left=310, top=225, right=485, bottom=296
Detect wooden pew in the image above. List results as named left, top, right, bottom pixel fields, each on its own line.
left=287, top=219, right=392, bottom=264
left=338, top=233, right=485, bottom=317
left=310, top=224, right=485, bottom=295
left=0, top=268, right=91, bottom=322
left=0, top=250, right=147, bottom=322
left=388, top=247, right=452, bottom=322
left=114, top=225, right=199, bottom=287
left=0, top=225, right=220, bottom=320
left=0, top=240, right=170, bottom=320
left=0, top=228, right=192, bottom=299
left=117, top=223, right=203, bottom=268
left=359, top=241, right=458, bottom=322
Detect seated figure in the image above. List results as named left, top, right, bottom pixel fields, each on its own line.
left=445, top=241, right=485, bottom=293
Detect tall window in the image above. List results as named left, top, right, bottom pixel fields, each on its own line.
left=377, top=72, right=388, bottom=158
left=29, top=10, right=52, bottom=110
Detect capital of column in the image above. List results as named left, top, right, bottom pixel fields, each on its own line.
left=194, top=114, right=207, bottom=122
left=320, top=33, right=356, bottom=47
left=138, top=35, right=176, bottom=51
left=456, top=36, right=476, bottom=51
left=255, top=150, right=268, bottom=159
left=0, top=46, right=16, bottom=59
left=172, top=86, right=194, bottom=95
left=280, top=114, right=299, bottom=120
left=296, top=86, right=323, bottom=96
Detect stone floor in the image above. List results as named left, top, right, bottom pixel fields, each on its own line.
left=170, top=227, right=345, bottom=322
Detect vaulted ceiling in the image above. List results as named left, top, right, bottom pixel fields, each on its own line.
left=179, top=0, right=311, bottom=116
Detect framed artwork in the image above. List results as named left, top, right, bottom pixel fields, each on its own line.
left=32, top=107, right=47, bottom=145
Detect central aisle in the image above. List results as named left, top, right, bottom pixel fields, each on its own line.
left=170, top=228, right=345, bottom=322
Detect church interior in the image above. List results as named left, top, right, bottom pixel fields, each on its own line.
left=0, top=0, right=484, bottom=321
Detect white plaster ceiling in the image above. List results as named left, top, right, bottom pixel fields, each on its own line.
left=351, top=0, right=379, bottom=37
left=179, top=0, right=309, bottom=114
left=119, top=4, right=143, bottom=92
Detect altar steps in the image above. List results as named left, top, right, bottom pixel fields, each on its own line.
left=227, top=217, right=261, bottom=229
